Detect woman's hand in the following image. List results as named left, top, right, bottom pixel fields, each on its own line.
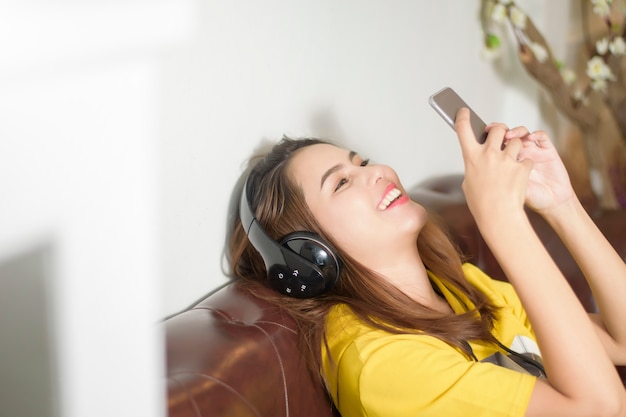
left=455, top=107, right=577, bottom=216
left=454, top=108, right=532, bottom=226
left=503, top=126, right=576, bottom=213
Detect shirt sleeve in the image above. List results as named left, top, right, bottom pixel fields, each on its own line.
left=336, top=332, right=536, bottom=417
left=462, top=263, right=535, bottom=337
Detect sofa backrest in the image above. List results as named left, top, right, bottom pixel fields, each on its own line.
left=164, top=282, right=338, bottom=417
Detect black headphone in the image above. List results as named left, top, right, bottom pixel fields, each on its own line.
left=239, top=174, right=341, bottom=298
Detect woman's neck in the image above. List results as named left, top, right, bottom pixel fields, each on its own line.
left=372, top=249, right=452, bottom=314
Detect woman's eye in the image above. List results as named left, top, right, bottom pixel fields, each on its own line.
left=335, top=178, right=348, bottom=192
left=334, top=159, right=369, bottom=192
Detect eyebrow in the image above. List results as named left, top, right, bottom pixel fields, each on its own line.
left=320, top=150, right=357, bottom=190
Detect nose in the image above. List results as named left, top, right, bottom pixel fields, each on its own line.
left=366, top=163, right=384, bottom=186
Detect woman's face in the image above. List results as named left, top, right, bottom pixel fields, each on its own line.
left=288, top=143, right=427, bottom=268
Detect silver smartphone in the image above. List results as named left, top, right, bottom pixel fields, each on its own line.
left=428, top=87, right=488, bottom=144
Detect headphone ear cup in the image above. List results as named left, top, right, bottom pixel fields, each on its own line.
left=241, top=177, right=341, bottom=298
left=278, top=231, right=341, bottom=296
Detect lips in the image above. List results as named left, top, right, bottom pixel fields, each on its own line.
left=377, top=184, right=403, bottom=210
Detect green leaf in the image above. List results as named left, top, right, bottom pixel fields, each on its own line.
left=486, top=33, right=501, bottom=49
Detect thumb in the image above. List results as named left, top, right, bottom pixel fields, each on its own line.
left=454, top=107, right=479, bottom=158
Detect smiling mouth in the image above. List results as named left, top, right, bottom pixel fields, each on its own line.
left=378, top=187, right=402, bottom=210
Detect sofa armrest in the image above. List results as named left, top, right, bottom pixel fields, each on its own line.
left=163, top=282, right=337, bottom=417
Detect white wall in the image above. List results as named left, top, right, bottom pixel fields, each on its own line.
left=158, top=0, right=562, bottom=316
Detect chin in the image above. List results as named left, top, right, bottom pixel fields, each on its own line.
left=411, top=200, right=429, bottom=225
left=400, top=201, right=428, bottom=237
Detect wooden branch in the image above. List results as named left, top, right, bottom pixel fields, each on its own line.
left=586, top=107, right=626, bottom=208
left=606, top=54, right=626, bottom=143
left=580, top=0, right=626, bottom=147
left=514, top=15, right=599, bottom=130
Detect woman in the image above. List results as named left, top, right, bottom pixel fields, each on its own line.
left=229, top=108, right=626, bottom=416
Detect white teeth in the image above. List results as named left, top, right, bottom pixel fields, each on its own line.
left=378, top=188, right=402, bottom=210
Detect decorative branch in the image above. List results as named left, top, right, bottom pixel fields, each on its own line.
left=514, top=15, right=598, bottom=129
left=479, top=0, right=626, bottom=209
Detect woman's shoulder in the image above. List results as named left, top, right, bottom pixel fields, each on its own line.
left=461, top=262, right=518, bottom=304
left=324, top=303, right=452, bottom=355
left=460, top=262, right=532, bottom=335
left=325, top=303, right=371, bottom=339
left=461, top=262, right=502, bottom=285
left=326, top=304, right=397, bottom=354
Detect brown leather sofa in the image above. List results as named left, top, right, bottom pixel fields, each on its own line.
left=163, top=174, right=626, bottom=417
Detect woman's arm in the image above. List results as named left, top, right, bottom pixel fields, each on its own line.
left=541, top=197, right=626, bottom=365
left=455, top=108, right=625, bottom=417
left=506, top=126, right=626, bottom=365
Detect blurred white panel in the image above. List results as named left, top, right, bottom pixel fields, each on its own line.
left=0, top=1, right=193, bottom=416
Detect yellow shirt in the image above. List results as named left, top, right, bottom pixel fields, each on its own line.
left=322, top=263, right=538, bottom=417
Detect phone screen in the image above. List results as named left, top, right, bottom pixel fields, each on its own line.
left=428, top=87, right=488, bottom=144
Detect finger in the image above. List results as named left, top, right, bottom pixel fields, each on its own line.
left=485, top=122, right=509, bottom=132
left=504, top=137, right=525, bottom=161
left=505, top=126, right=531, bottom=139
left=485, top=124, right=508, bottom=152
left=528, top=130, right=552, bottom=148
left=454, top=108, right=480, bottom=156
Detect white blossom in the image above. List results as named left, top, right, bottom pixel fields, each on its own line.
left=609, top=37, right=626, bottom=55
left=573, top=89, right=589, bottom=105
left=510, top=6, right=527, bottom=29
left=560, top=67, right=577, bottom=85
left=596, top=37, right=610, bottom=55
left=491, top=3, right=508, bottom=23
left=591, top=78, right=609, bottom=92
left=529, top=42, right=548, bottom=63
left=591, top=0, right=612, bottom=17
left=586, top=55, right=615, bottom=81
left=497, top=0, right=513, bottom=5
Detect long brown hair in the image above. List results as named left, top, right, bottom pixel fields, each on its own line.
left=228, top=136, right=499, bottom=384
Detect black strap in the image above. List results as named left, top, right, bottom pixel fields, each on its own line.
left=463, top=339, right=547, bottom=378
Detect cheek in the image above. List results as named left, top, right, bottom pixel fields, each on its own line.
left=316, top=209, right=359, bottom=240
left=316, top=206, right=374, bottom=256
left=311, top=199, right=357, bottom=230
left=324, top=222, right=370, bottom=263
